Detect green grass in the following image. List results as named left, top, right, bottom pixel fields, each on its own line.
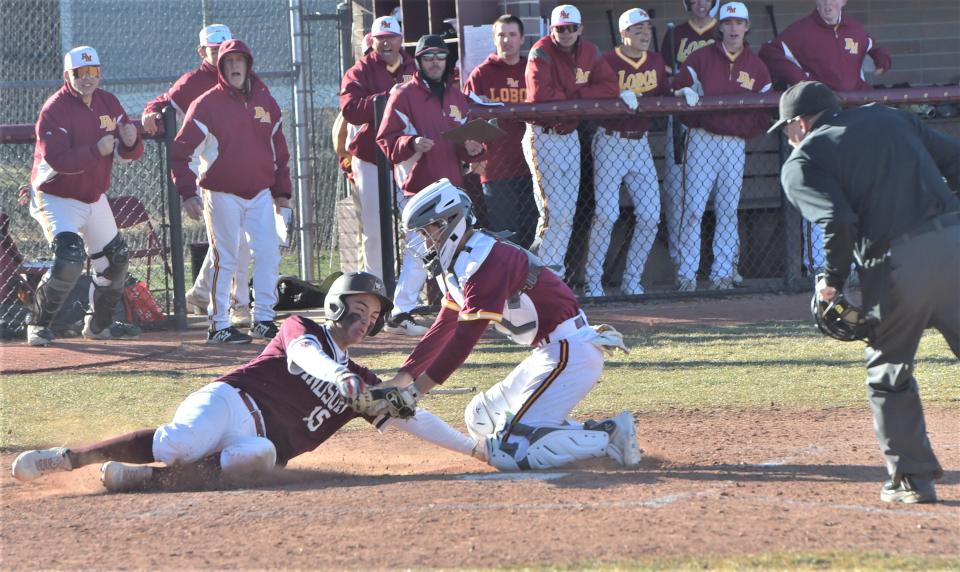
left=1, top=320, right=955, bottom=450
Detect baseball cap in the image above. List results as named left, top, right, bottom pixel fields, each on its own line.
left=683, top=0, right=721, bottom=19
left=718, top=2, right=749, bottom=21
left=415, top=34, right=448, bottom=56
left=63, top=46, right=100, bottom=71
left=619, top=8, right=650, bottom=32
left=768, top=81, right=840, bottom=133
left=361, top=33, right=373, bottom=54
left=551, top=4, right=582, bottom=27
left=371, top=16, right=402, bottom=37
left=200, top=24, right=232, bottom=47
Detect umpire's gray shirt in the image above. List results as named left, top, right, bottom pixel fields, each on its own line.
left=781, top=103, right=960, bottom=289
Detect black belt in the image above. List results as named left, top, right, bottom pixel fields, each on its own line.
left=890, top=211, right=960, bottom=248
left=604, top=129, right=646, bottom=140
left=238, top=390, right=266, bottom=438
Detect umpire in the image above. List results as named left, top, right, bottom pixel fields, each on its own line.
left=771, top=81, right=959, bottom=504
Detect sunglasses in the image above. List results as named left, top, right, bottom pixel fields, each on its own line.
left=554, top=24, right=580, bottom=33
left=70, top=66, right=102, bottom=79
left=419, top=52, right=449, bottom=62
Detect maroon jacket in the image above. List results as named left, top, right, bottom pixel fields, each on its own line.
left=525, top=35, right=619, bottom=133
left=143, top=59, right=219, bottom=117
left=673, top=42, right=772, bottom=139
left=599, top=48, right=668, bottom=135
left=339, top=51, right=417, bottom=164
left=376, top=72, right=478, bottom=195
left=660, top=19, right=718, bottom=73
left=170, top=40, right=291, bottom=200
left=30, top=83, right=144, bottom=203
left=758, top=9, right=891, bottom=91
left=462, top=54, right=529, bottom=182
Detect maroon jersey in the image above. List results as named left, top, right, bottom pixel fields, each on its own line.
left=462, top=54, right=529, bottom=182
left=399, top=234, right=581, bottom=384
left=599, top=48, right=668, bottom=135
left=758, top=9, right=891, bottom=91
left=660, top=19, right=718, bottom=72
left=673, top=42, right=772, bottom=139
left=143, top=60, right=218, bottom=117
left=525, top=35, right=619, bottom=133
left=339, top=51, right=417, bottom=164
left=222, top=315, right=382, bottom=465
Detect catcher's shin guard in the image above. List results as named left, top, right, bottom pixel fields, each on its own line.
left=488, top=427, right=610, bottom=471
left=29, top=232, right=85, bottom=326
left=88, top=233, right=130, bottom=331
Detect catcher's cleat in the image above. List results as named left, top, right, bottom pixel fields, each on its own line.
left=26, top=325, right=55, bottom=347
left=880, top=476, right=937, bottom=504
left=12, top=447, right=73, bottom=481
left=207, top=326, right=253, bottom=344
left=82, top=316, right=141, bottom=340
left=604, top=412, right=642, bottom=467
left=100, top=462, right=154, bottom=493
left=185, top=287, right=209, bottom=315
left=385, top=312, right=427, bottom=337
left=249, top=320, right=279, bottom=340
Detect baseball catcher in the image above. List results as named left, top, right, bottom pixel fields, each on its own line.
left=12, top=272, right=484, bottom=492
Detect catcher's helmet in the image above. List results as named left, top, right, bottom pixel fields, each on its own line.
left=324, top=271, right=393, bottom=336
left=401, top=178, right=474, bottom=277
left=810, top=289, right=869, bottom=342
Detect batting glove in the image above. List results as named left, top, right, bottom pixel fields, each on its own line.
left=676, top=87, right=700, bottom=107
left=334, top=370, right=366, bottom=411
left=619, top=90, right=639, bottom=111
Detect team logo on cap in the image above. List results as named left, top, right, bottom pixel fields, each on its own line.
left=726, top=5, right=737, bottom=13
left=382, top=21, right=392, bottom=29
left=81, top=53, right=93, bottom=62
left=560, top=10, right=571, bottom=19
left=844, top=38, right=859, bottom=55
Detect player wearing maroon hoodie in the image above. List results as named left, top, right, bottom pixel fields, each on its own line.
left=12, top=273, right=486, bottom=492
left=521, top=4, right=620, bottom=281
left=462, top=15, right=536, bottom=249
left=26, top=46, right=144, bottom=347
left=171, top=39, right=292, bottom=344
left=376, top=34, right=483, bottom=337
left=340, top=15, right=416, bottom=280
left=671, top=2, right=771, bottom=291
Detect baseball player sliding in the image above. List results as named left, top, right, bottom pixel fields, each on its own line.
left=12, top=273, right=485, bottom=492
left=352, top=178, right=642, bottom=471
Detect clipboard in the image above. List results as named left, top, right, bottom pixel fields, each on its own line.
left=442, top=119, right=505, bottom=144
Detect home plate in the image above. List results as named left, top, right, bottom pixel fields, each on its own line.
left=459, top=472, right=569, bottom=481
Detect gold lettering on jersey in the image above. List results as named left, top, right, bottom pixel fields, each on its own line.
left=486, top=87, right=526, bottom=103
left=402, top=74, right=414, bottom=82
left=844, top=38, right=859, bottom=55
left=448, top=104, right=464, bottom=121
left=677, top=38, right=715, bottom=63
left=617, top=69, right=659, bottom=94
left=575, top=68, right=590, bottom=84
left=736, top=71, right=755, bottom=90
left=254, top=106, right=271, bottom=124
left=98, top=115, right=116, bottom=131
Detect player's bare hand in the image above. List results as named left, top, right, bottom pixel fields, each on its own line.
left=464, top=140, right=483, bottom=157
left=274, top=196, right=291, bottom=212
left=96, top=134, right=116, bottom=156
left=183, top=196, right=203, bottom=220
left=816, top=277, right=837, bottom=302
left=414, top=137, right=434, bottom=153
left=874, top=67, right=887, bottom=76
left=118, top=123, right=138, bottom=147
left=382, top=371, right=415, bottom=389
left=141, top=112, right=160, bottom=135
left=469, top=160, right=488, bottom=177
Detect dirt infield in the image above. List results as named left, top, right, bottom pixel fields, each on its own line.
left=2, top=293, right=958, bottom=569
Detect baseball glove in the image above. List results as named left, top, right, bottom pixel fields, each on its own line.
left=364, top=385, right=420, bottom=419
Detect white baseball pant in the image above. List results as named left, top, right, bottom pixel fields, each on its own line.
left=392, top=190, right=428, bottom=316
left=522, top=124, right=581, bottom=278
left=204, top=188, right=280, bottom=330
left=192, top=232, right=251, bottom=308
left=675, top=128, right=744, bottom=282
left=351, top=156, right=384, bottom=278
left=153, top=381, right=276, bottom=475
left=661, top=117, right=686, bottom=268
left=588, top=130, right=661, bottom=293
left=29, top=191, right=119, bottom=280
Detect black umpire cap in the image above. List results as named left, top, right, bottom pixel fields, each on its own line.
left=768, top=81, right=841, bottom=133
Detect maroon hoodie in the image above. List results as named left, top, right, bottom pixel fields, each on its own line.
left=462, top=53, right=529, bottom=182
left=30, top=79, right=144, bottom=203
left=143, top=59, right=219, bottom=116
left=170, top=39, right=291, bottom=200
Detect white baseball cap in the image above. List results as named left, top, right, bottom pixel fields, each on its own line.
left=371, top=16, right=402, bottom=37
left=619, top=8, right=651, bottom=32
left=63, top=46, right=100, bottom=71
left=551, top=4, right=582, bottom=27
left=199, top=24, right=232, bottom=47
left=361, top=32, right=373, bottom=54
left=719, top=2, right=749, bottom=21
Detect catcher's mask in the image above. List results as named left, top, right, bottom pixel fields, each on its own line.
left=401, top=178, right=474, bottom=278
left=324, top=271, right=393, bottom=336
left=810, top=289, right=869, bottom=342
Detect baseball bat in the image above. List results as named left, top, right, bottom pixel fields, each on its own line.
left=605, top=9, right=619, bottom=47
left=666, top=22, right=684, bottom=165
left=765, top=4, right=779, bottom=37
left=429, top=387, right=476, bottom=395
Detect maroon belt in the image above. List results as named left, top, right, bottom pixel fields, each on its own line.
left=237, top=390, right=266, bottom=437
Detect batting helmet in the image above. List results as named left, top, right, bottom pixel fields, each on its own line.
left=401, top=178, right=474, bottom=277
left=324, top=271, right=393, bottom=336
left=810, top=289, right=870, bottom=342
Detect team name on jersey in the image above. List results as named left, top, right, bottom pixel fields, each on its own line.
left=617, top=69, right=658, bottom=94
left=736, top=70, right=755, bottom=90
left=99, top=115, right=117, bottom=131
left=575, top=68, right=590, bottom=84
left=485, top=86, right=526, bottom=103
left=300, top=372, right=348, bottom=431
left=844, top=38, right=859, bottom=55
left=677, top=38, right=715, bottom=63
left=254, top=106, right=272, bottom=123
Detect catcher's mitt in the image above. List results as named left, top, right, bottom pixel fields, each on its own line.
left=366, top=385, right=419, bottom=419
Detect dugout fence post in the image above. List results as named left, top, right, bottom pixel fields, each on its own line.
left=373, top=95, right=397, bottom=297
left=161, top=106, right=189, bottom=331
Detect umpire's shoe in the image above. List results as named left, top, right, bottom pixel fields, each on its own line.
left=385, top=312, right=427, bottom=337
left=82, top=315, right=142, bottom=341
left=100, top=462, right=154, bottom=493
left=207, top=325, right=253, bottom=344
left=12, top=447, right=73, bottom=481
left=249, top=320, right=279, bottom=340
left=880, top=475, right=937, bottom=504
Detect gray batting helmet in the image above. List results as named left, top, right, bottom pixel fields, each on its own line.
left=324, top=271, right=393, bottom=336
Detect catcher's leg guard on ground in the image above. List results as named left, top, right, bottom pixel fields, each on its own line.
left=487, top=426, right=610, bottom=471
